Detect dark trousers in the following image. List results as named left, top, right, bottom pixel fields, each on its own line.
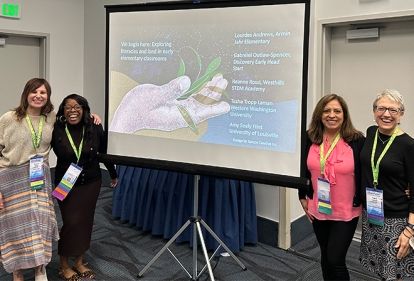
left=312, top=217, right=359, bottom=281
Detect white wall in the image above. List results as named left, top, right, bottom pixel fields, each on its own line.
left=255, top=183, right=279, bottom=220
left=315, top=0, right=414, bottom=19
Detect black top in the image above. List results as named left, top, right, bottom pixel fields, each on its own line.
left=299, top=134, right=365, bottom=207
left=361, top=125, right=414, bottom=217
left=51, top=122, right=117, bottom=186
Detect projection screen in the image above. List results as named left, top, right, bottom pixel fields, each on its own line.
left=105, top=0, right=310, bottom=188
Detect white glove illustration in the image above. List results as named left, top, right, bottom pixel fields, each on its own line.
left=109, top=74, right=230, bottom=133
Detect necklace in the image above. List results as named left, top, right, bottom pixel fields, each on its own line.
left=377, top=134, right=390, bottom=144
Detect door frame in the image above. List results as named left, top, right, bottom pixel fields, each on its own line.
left=316, top=10, right=414, bottom=98
left=0, top=29, right=49, bottom=79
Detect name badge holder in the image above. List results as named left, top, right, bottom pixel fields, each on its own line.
left=317, top=177, right=332, bottom=215
left=52, top=125, right=85, bottom=201
left=26, top=115, right=45, bottom=190
left=52, top=163, right=83, bottom=201
left=366, top=128, right=398, bottom=227
left=317, top=133, right=340, bottom=215
left=366, top=187, right=384, bottom=226
left=29, top=156, right=45, bottom=190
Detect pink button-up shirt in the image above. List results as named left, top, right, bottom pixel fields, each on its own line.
left=307, top=138, right=361, bottom=221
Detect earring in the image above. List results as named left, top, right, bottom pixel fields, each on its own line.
left=58, top=115, right=66, bottom=123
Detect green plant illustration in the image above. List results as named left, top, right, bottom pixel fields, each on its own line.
left=176, top=104, right=199, bottom=134
left=175, top=47, right=225, bottom=134
left=176, top=48, right=222, bottom=101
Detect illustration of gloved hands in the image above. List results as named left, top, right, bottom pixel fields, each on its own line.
left=109, top=74, right=230, bottom=133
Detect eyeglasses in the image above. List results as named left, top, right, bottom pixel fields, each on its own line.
left=374, top=106, right=401, bottom=115
left=323, top=108, right=343, bottom=115
left=64, top=105, right=82, bottom=111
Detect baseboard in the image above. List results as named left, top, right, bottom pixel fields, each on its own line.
left=257, top=215, right=313, bottom=248
left=257, top=216, right=278, bottom=247
left=291, top=215, right=313, bottom=246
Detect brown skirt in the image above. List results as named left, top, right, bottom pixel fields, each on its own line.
left=57, top=178, right=102, bottom=257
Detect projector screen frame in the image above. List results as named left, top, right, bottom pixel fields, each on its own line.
left=104, top=0, right=311, bottom=189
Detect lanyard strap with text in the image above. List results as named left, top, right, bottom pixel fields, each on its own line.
left=25, top=115, right=45, bottom=150
left=65, top=125, right=84, bottom=164
left=320, top=133, right=341, bottom=175
left=371, top=128, right=399, bottom=188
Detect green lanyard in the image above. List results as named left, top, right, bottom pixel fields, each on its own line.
left=25, top=115, right=45, bottom=150
left=65, top=125, right=84, bottom=164
left=320, top=133, right=340, bottom=175
left=371, top=128, right=399, bottom=188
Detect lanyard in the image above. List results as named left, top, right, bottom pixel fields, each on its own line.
left=320, top=133, right=340, bottom=175
left=371, top=128, right=399, bottom=188
left=25, top=115, right=45, bottom=150
left=65, top=125, right=84, bottom=164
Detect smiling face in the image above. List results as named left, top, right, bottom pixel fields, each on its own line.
left=64, top=98, right=83, bottom=125
left=27, top=85, right=48, bottom=114
left=321, top=99, right=344, bottom=135
left=374, top=96, right=403, bottom=135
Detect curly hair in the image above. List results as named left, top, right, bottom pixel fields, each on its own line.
left=55, top=94, right=93, bottom=138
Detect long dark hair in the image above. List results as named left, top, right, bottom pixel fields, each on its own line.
left=308, top=94, right=363, bottom=144
left=56, top=94, right=93, bottom=134
left=14, top=78, right=54, bottom=120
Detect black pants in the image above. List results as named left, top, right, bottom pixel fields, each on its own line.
left=312, top=217, right=359, bottom=281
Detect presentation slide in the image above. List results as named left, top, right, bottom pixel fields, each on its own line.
left=106, top=0, right=309, bottom=183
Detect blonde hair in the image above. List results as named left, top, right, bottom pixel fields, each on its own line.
left=373, top=89, right=405, bottom=113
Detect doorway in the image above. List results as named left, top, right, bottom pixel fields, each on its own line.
left=0, top=32, right=47, bottom=114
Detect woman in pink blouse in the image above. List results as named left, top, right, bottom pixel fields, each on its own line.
left=298, top=94, right=364, bottom=280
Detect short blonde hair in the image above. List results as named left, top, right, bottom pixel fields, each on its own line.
left=373, top=89, right=405, bottom=113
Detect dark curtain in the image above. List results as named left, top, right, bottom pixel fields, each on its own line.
left=112, top=165, right=257, bottom=252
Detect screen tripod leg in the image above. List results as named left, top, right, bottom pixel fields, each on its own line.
left=138, top=219, right=192, bottom=278
left=200, top=219, right=247, bottom=270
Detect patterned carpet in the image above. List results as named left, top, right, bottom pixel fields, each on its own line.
left=0, top=181, right=380, bottom=281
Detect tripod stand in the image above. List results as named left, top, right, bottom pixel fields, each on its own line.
left=138, top=175, right=247, bottom=280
